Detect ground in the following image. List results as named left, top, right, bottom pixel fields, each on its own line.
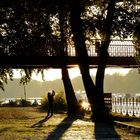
left=0, top=107, right=139, bottom=140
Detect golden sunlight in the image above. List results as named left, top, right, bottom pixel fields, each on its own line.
left=81, top=102, right=90, bottom=110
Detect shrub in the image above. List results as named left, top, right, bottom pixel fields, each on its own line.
left=54, top=91, right=67, bottom=112
left=40, top=96, right=48, bottom=110
left=0, top=101, right=3, bottom=106
left=19, top=99, right=31, bottom=107
left=40, top=91, right=67, bottom=112
left=8, top=100, right=18, bottom=107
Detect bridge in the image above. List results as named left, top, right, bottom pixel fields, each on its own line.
left=0, top=39, right=138, bottom=68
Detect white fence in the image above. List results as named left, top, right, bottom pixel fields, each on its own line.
left=112, top=93, right=140, bottom=117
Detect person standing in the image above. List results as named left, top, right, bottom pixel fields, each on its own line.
left=47, top=90, right=55, bottom=116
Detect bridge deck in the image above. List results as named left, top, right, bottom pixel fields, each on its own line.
left=0, top=56, right=137, bottom=68
left=0, top=40, right=138, bottom=68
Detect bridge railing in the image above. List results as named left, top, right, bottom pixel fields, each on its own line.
left=67, top=40, right=136, bottom=57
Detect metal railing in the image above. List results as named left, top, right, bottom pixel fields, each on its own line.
left=67, top=40, right=136, bottom=57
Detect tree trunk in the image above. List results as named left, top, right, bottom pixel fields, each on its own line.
left=68, top=0, right=99, bottom=120
left=59, top=3, right=81, bottom=115
left=95, top=44, right=110, bottom=120
left=61, top=66, right=81, bottom=115
left=95, top=0, right=116, bottom=120
left=68, top=0, right=116, bottom=121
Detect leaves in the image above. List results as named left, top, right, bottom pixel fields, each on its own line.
left=19, top=68, right=33, bottom=85
left=0, top=68, right=13, bottom=91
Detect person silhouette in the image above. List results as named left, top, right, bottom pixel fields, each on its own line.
left=47, top=90, right=55, bottom=116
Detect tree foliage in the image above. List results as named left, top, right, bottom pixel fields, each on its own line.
left=0, top=68, right=13, bottom=91
left=0, top=0, right=61, bottom=56
left=0, top=0, right=61, bottom=90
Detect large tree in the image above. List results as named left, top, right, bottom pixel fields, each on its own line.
left=68, top=0, right=139, bottom=121
left=0, top=0, right=80, bottom=115
left=68, top=0, right=116, bottom=121
left=58, top=1, right=81, bottom=115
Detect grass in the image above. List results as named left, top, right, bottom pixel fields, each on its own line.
left=0, top=107, right=140, bottom=140
left=0, top=107, right=60, bottom=140
left=0, top=107, right=88, bottom=140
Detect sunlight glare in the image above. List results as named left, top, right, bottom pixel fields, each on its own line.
left=68, top=67, right=81, bottom=79
left=32, top=72, right=44, bottom=82
left=81, top=102, right=90, bottom=109
left=105, top=68, right=131, bottom=76
left=12, top=69, right=21, bottom=78
left=44, top=69, right=62, bottom=81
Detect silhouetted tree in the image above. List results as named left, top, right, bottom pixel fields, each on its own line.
left=68, top=0, right=97, bottom=120
left=58, top=1, right=81, bottom=115
left=0, top=0, right=80, bottom=115
left=68, top=0, right=116, bottom=121
left=68, top=0, right=139, bottom=121
left=94, top=0, right=116, bottom=121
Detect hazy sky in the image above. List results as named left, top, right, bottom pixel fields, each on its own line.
left=13, top=67, right=132, bottom=81
left=1, top=68, right=139, bottom=99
